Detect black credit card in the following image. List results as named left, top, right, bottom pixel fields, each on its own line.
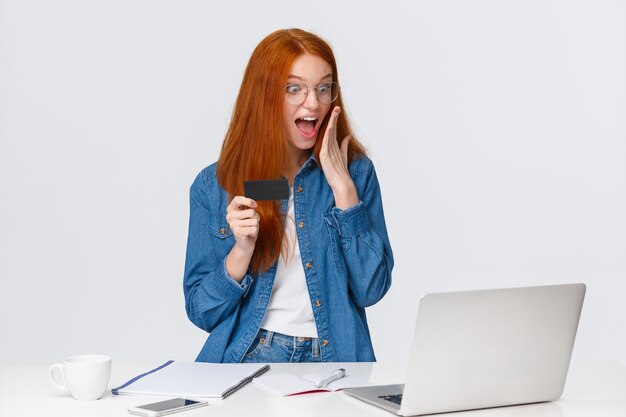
left=243, top=179, right=290, bottom=201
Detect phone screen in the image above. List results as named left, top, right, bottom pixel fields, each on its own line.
left=138, top=398, right=202, bottom=412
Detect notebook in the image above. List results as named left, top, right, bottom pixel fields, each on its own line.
left=112, top=360, right=270, bottom=399
left=253, top=371, right=374, bottom=396
left=342, top=283, right=586, bottom=416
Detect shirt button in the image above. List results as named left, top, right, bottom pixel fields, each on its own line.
left=321, top=340, right=329, bottom=347
left=298, top=221, right=305, bottom=228
left=314, top=300, right=321, bottom=307
left=219, top=228, right=226, bottom=235
left=305, top=262, right=312, bottom=269
left=296, top=186, right=303, bottom=193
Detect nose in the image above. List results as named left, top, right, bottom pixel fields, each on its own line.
left=302, top=86, right=320, bottom=110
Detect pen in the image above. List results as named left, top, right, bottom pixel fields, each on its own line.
left=315, top=368, right=346, bottom=388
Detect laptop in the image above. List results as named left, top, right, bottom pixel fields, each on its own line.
left=343, top=283, right=586, bottom=416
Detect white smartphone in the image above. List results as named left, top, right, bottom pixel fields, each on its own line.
left=128, top=398, right=208, bottom=416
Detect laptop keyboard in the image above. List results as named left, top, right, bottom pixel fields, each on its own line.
left=378, top=394, right=403, bottom=405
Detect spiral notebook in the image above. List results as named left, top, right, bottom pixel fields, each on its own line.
left=112, top=360, right=270, bottom=399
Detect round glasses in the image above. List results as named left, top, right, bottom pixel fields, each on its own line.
left=284, top=81, right=339, bottom=105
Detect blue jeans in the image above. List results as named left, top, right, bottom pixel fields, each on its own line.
left=241, top=329, right=322, bottom=363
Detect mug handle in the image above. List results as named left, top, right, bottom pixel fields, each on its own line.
left=49, top=363, right=69, bottom=392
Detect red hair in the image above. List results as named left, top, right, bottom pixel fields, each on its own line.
left=216, top=28, right=366, bottom=274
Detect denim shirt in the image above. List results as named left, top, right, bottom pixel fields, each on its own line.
left=183, top=154, right=394, bottom=363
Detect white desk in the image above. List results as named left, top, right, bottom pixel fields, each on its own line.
left=1, top=361, right=624, bottom=417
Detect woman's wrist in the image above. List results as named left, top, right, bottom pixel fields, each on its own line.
left=332, top=181, right=359, bottom=210
left=226, top=244, right=254, bottom=283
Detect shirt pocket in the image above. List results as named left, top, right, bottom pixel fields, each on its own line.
left=208, top=213, right=233, bottom=239
left=324, top=218, right=346, bottom=273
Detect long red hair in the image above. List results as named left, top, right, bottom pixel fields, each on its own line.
left=216, top=28, right=366, bottom=274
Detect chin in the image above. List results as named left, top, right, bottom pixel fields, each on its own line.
left=288, top=134, right=317, bottom=151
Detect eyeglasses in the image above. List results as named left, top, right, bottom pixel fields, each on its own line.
left=284, top=81, right=339, bottom=105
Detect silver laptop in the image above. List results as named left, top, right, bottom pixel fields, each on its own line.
left=343, top=283, right=586, bottom=416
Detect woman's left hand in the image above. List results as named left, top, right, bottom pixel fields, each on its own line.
left=319, top=106, right=359, bottom=209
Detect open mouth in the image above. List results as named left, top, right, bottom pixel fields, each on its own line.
left=295, top=116, right=318, bottom=137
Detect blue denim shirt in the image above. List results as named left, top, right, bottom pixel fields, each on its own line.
left=183, top=154, right=394, bottom=362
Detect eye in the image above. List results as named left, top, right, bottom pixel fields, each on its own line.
left=317, top=83, right=332, bottom=95
left=286, top=83, right=302, bottom=94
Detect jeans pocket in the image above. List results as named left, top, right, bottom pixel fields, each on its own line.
left=242, top=332, right=266, bottom=361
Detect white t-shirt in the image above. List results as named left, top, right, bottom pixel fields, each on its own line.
left=260, top=189, right=318, bottom=338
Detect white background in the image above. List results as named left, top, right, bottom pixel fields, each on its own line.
left=1, top=0, right=624, bottom=366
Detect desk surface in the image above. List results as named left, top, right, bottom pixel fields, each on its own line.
left=1, top=361, right=625, bottom=417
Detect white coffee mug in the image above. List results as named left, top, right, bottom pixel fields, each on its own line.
left=49, top=354, right=112, bottom=400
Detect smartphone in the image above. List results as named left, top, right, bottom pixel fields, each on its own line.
left=128, top=398, right=208, bottom=416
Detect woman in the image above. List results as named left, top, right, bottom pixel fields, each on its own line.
left=183, top=28, right=393, bottom=363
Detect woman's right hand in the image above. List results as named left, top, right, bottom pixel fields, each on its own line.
left=226, top=196, right=260, bottom=254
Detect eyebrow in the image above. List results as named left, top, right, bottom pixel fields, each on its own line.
left=287, top=73, right=333, bottom=81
